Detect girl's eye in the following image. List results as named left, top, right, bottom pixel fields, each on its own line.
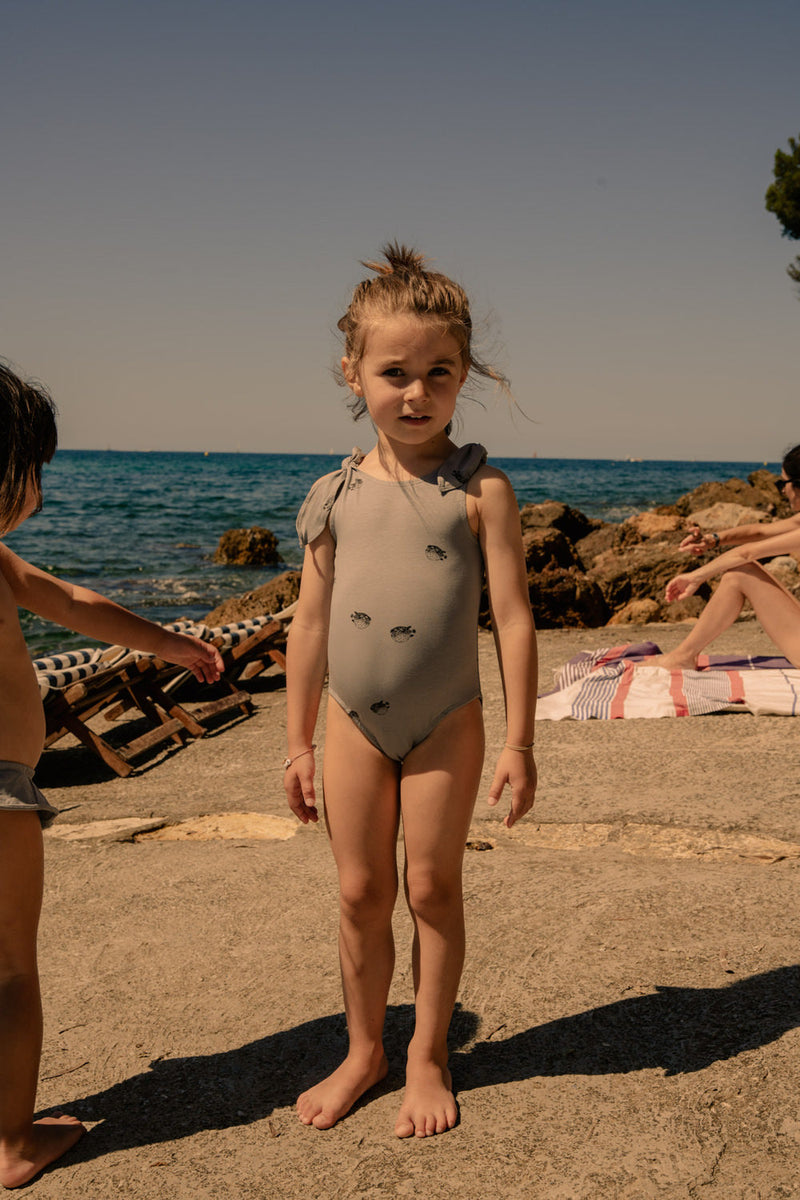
left=382, top=367, right=404, bottom=378
left=429, top=366, right=450, bottom=377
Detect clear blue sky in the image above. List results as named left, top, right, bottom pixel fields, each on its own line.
left=2, top=0, right=798, bottom=460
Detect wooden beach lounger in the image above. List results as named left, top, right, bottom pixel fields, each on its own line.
left=38, top=614, right=291, bottom=777
left=38, top=647, right=204, bottom=777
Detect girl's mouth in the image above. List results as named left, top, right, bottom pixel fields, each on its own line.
left=401, top=414, right=430, bottom=424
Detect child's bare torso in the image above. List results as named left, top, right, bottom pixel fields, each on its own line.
left=0, top=560, right=45, bottom=767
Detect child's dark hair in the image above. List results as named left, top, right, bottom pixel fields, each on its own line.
left=338, top=243, right=508, bottom=419
left=782, top=444, right=800, bottom=483
left=0, top=362, right=58, bottom=530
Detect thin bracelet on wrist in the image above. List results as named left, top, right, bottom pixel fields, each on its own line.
left=283, top=744, right=316, bottom=770
left=505, top=741, right=535, bottom=752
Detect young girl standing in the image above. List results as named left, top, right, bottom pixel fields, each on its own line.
left=284, top=245, right=538, bottom=1138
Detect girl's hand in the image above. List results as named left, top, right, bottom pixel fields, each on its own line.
left=161, top=634, right=224, bottom=683
left=664, top=573, right=700, bottom=603
left=284, top=750, right=319, bottom=824
left=487, top=747, right=537, bottom=829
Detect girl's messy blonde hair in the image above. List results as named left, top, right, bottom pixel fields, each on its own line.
left=337, top=243, right=509, bottom=419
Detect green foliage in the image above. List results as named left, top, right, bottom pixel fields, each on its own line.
left=765, top=135, right=800, bottom=238
left=765, top=134, right=800, bottom=289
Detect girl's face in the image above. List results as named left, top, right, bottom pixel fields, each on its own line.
left=343, top=315, right=468, bottom=448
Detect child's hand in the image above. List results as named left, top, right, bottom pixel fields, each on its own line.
left=487, top=747, right=537, bottom=829
left=284, top=749, right=319, bottom=824
left=162, top=634, right=224, bottom=683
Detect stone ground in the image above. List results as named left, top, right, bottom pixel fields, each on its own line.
left=25, top=620, right=800, bottom=1199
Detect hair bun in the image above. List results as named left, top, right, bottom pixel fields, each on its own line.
left=362, top=242, right=428, bottom=278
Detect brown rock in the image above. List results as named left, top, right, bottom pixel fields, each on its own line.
left=526, top=567, right=610, bottom=629
left=205, top=570, right=302, bottom=626
left=213, top=527, right=280, bottom=566
left=573, top=524, right=628, bottom=569
left=522, top=527, right=580, bottom=572
left=519, top=501, right=602, bottom=544
left=663, top=596, right=707, bottom=621
left=607, top=598, right=663, bottom=625
left=671, top=478, right=776, bottom=517
left=624, top=512, right=685, bottom=539
left=588, top=545, right=712, bottom=613
left=686, top=502, right=770, bottom=531
left=748, top=468, right=784, bottom=506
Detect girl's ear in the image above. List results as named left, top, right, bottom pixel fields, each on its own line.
left=341, top=356, right=363, bottom=395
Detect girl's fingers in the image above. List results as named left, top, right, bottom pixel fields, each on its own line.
left=285, top=766, right=319, bottom=824
left=486, top=768, right=507, bottom=807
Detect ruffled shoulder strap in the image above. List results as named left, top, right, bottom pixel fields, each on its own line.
left=436, top=443, right=488, bottom=494
left=296, top=449, right=364, bottom=546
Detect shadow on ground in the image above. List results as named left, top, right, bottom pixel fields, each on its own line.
left=453, top=963, right=800, bottom=1085
left=34, top=706, right=255, bottom=788
left=45, top=966, right=800, bottom=1169
left=47, top=1004, right=469, bottom=1166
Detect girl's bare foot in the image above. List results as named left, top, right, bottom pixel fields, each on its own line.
left=394, top=1055, right=457, bottom=1138
left=0, top=1114, right=85, bottom=1189
left=651, top=650, right=698, bottom=671
left=297, top=1051, right=388, bottom=1130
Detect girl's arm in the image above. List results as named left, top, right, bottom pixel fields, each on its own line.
left=666, top=524, right=800, bottom=601
left=284, top=531, right=335, bottom=824
left=0, top=543, right=222, bottom=681
left=680, top=512, right=800, bottom=555
left=471, top=469, right=538, bottom=829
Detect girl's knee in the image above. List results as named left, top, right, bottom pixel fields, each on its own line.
left=339, top=871, right=397, bottom=924
left=405, top=868, right=461, bottom=924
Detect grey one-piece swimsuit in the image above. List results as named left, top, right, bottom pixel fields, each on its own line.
left=296, top=443, right=487, bottom=761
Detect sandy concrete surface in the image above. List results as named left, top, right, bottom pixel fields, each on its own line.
left=26, top=621, right=800, bottom=1199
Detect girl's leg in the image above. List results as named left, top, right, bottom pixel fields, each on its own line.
left=658, top=563, right=800, bottom=670
left=396, top=699, right=484, bottom=1138
left=296, top=699, right=401, bottom=1130
left=0, top=813, right=84, bottom=1189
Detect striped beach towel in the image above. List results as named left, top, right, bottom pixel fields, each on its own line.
left=537, top=642, right=800, bottom=720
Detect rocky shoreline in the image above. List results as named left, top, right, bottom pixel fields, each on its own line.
left=206, top=469, right=797, bottom=630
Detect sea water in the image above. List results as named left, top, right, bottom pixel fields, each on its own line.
left=4, top=450, right=778, bottom=655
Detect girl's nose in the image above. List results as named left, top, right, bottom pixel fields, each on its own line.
left=405, top=378, right=426, bottom=401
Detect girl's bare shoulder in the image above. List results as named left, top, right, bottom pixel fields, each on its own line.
left=466, top=463, right=517, bottom=504
left=465, top=466, right=520, bottom=537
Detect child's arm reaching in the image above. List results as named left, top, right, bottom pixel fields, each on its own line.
left=0, top=543, right=223, bottom=681
left=284, top=531, right=335, bottom=824
left=471, top=469, right=538, bottom=828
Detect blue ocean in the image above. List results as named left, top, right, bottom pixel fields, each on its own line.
left=5, top=450, right=778, bottom=655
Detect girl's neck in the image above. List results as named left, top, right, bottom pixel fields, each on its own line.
left=360, top=432, right=457, bottom=482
